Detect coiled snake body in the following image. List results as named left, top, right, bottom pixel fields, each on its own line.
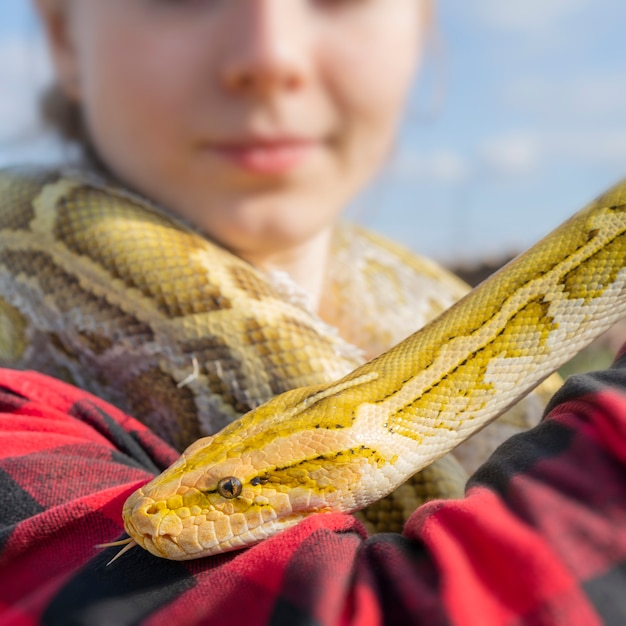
left=0, top=169, right=625, bottom=560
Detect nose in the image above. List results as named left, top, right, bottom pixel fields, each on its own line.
left=221, top=0, right=310, bottom=97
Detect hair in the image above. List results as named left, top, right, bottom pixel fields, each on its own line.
left=41, top=83, right=83, bottom=144
left=40, top=83, right=109, bottom=170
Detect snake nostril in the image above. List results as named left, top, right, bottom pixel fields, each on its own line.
left=146, top=504, right=159, bottom=515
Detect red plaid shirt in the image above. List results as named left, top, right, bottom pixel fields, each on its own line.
left=1, top=348, right=625, bottom=625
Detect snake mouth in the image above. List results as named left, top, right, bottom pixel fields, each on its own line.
left=130, top=510, right=313, bottom=560
left=205, top=511, right=312, bottom=557
left=124, top=482, right=340, bottom=560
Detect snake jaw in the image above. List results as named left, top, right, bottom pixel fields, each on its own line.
left=122, top=480, right=328, bottom=559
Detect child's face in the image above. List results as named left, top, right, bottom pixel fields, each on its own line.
left=40, top=0, right=426, bottom=259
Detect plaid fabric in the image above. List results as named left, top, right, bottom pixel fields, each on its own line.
left=0, top=351, right=625, bottom=626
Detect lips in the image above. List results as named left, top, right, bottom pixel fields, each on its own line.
left=208, top=138, right=320, bottom=175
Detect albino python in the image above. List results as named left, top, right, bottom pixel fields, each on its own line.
left=0, top=168, right=623, bottom=560
left=120, top=179, right=626, bottom=560
left=0, top=166, right=555, bottom=526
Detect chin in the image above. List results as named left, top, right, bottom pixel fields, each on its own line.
left=210, top=211, right=331, bottom=261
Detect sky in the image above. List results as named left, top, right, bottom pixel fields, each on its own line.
left=1, top=1, right=625, bottom=264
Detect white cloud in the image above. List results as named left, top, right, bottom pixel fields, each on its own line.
left=468, top=0, right=592, bottom=34
left=393, top=127, right=626, bottom=186
left=548, top=129, right=626, bottom=165
left=0, top=132, right=66, bottom=169
left=479, top=132, right=541, bottom=176
left=0, top=35, right=52, bottom=141
left=505, top=74, right=626, bottom=119
left=390, top=148, right=470, bottom=184
left=0, top=34, right=63, bottom=166
left=478, top=128, right=626, bottom=177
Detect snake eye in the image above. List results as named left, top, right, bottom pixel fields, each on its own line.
left=216, top=477, right=242, bottom=499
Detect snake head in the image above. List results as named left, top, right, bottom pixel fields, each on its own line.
left=121, top=434, right=372, bottom=560
left=121, top=378, right=394, bottom=560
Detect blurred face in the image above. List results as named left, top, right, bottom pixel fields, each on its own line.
left=40, top=0, right=427, bottom=259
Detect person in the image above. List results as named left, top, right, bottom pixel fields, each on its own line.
left=3, top=0, right=557, bottom=475
left=0, top=1, right=624, bottom=624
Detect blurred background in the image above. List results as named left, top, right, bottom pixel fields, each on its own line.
left=1, top=0, right=625, bottom=366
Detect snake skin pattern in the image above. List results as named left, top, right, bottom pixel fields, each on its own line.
left=0, top=167, right=566, bottom=543
left=119, top=179, right=626, bottom=559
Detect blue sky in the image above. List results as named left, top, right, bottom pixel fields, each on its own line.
left=1, top=0, right=625, bottom=263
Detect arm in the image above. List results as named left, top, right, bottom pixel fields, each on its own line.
left=1, top=351, right=625, bottom=626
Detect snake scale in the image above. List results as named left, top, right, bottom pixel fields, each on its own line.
left=0, top=168, right=624, bottom=561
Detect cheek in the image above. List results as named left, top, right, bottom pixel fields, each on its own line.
left=73, top=18, right=202, bottom=168
left=323, top=17, right=423, bottom=163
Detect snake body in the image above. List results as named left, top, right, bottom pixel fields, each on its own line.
left=121, top=180, right=626, bottom=560
left=0, top=167, right=553, bottom=523
left=0, top=168, right=471, bottom=452
left=0, top=168, right=624, bottom=560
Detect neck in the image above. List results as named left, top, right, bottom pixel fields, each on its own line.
left=239, top=228, right=333, bottom=313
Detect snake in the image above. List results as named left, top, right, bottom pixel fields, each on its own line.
left=117, top=179, right=626, bottom=560
left=0, top=168, right=623, bottom=560
left=0, top=165, right=555, bottom=519
left=0, top=166, right=473, bottom=456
